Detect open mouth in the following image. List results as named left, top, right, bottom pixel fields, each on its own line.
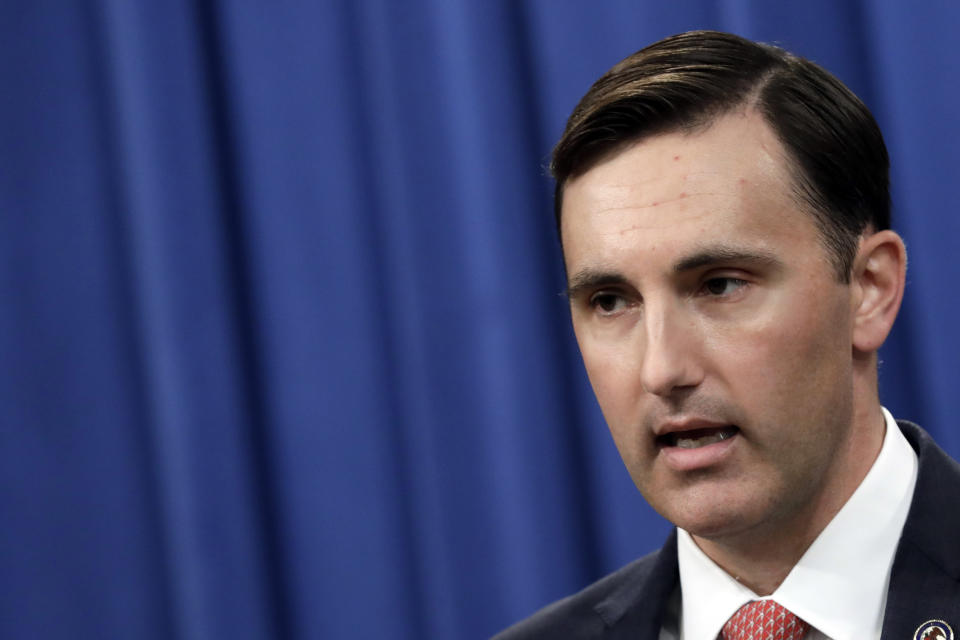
left=657, top=426, right=739, bottom=449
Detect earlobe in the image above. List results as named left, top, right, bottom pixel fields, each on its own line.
left=851, top=230, right=907, bottom=353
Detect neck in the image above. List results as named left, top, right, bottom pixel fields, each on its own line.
left=693, top=383, right=885, bottom=595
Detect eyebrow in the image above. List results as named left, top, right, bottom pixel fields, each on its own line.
left=565, top=246, right=783, bottom=300
left=672, top=246, right=783, bottom=273
left=565, top=271, right=630, bottom=300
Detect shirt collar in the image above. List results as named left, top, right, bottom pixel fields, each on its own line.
left=677, top=408, right=918, bottom=640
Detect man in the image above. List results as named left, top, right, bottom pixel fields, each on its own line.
left=496, top=30, right=960, bottom=640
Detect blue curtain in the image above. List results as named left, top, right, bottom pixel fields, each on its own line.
left=2, top=1, right=958, bottom=638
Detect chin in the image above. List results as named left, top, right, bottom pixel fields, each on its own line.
left=676, top=515, right=749, bottom=541
left=667, top=510, right=739, bottom=538
left=652, top=489, right=768, bottom=541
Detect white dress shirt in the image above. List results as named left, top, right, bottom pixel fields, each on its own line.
left=659, top=408, right=918, bottom=640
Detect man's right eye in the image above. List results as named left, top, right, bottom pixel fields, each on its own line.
left=590, top=292, right=627, bottom=315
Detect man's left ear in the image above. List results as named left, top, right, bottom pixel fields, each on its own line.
left=851, top=230, right=907, bottom=353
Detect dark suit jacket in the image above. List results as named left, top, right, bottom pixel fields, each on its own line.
left=494, top=421, right=960, bottom=639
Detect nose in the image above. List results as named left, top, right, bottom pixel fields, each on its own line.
left=639, top=303, right=704, bottom=397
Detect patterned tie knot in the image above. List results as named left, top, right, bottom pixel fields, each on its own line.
left=721, top=600, right=810, bottom=640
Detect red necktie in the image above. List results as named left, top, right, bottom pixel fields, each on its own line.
left=721, top=600, right=810, bottom=640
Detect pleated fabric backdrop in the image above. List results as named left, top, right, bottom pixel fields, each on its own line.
left=1, top=1, right=959, bottom=638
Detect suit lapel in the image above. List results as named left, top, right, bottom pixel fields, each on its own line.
left=882, top=422, right=960, bottom=640
left=594, top=530, right=679, bottom=639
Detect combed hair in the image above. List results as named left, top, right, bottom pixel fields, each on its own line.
left=551, top=30, right=890, bottom=281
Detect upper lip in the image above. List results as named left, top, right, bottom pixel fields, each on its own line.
left=653, top=418, right=733, bottom=437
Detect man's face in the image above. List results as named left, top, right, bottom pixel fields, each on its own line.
left=561, top=110, right=859, bottom=542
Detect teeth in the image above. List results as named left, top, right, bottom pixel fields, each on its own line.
left=675, top=430, right=733, bottom=449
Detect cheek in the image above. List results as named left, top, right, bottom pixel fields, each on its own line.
left=583, top=350, right=637, bottom=425
left=577, top=338, right=646, bottom=449
left=580, top=336, right=641, bottom=404
left=576, top=321, right=639, bottom=398
left=717, top=289, right=852, bottom=415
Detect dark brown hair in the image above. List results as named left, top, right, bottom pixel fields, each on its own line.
left=551, top=30, right=890, bottom=281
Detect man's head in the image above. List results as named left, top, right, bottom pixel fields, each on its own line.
left=556, top=31, right=906, bottom=563
left=553, top=30, right=890, bottom=282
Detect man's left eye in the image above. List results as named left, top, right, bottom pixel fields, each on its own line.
left=703, top=277, right=747, bottom=296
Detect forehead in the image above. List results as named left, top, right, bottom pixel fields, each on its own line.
left=560, top=110, right=824, bottom=273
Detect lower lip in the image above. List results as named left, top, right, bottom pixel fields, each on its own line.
left=659, top=432, right=738, bottom=471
